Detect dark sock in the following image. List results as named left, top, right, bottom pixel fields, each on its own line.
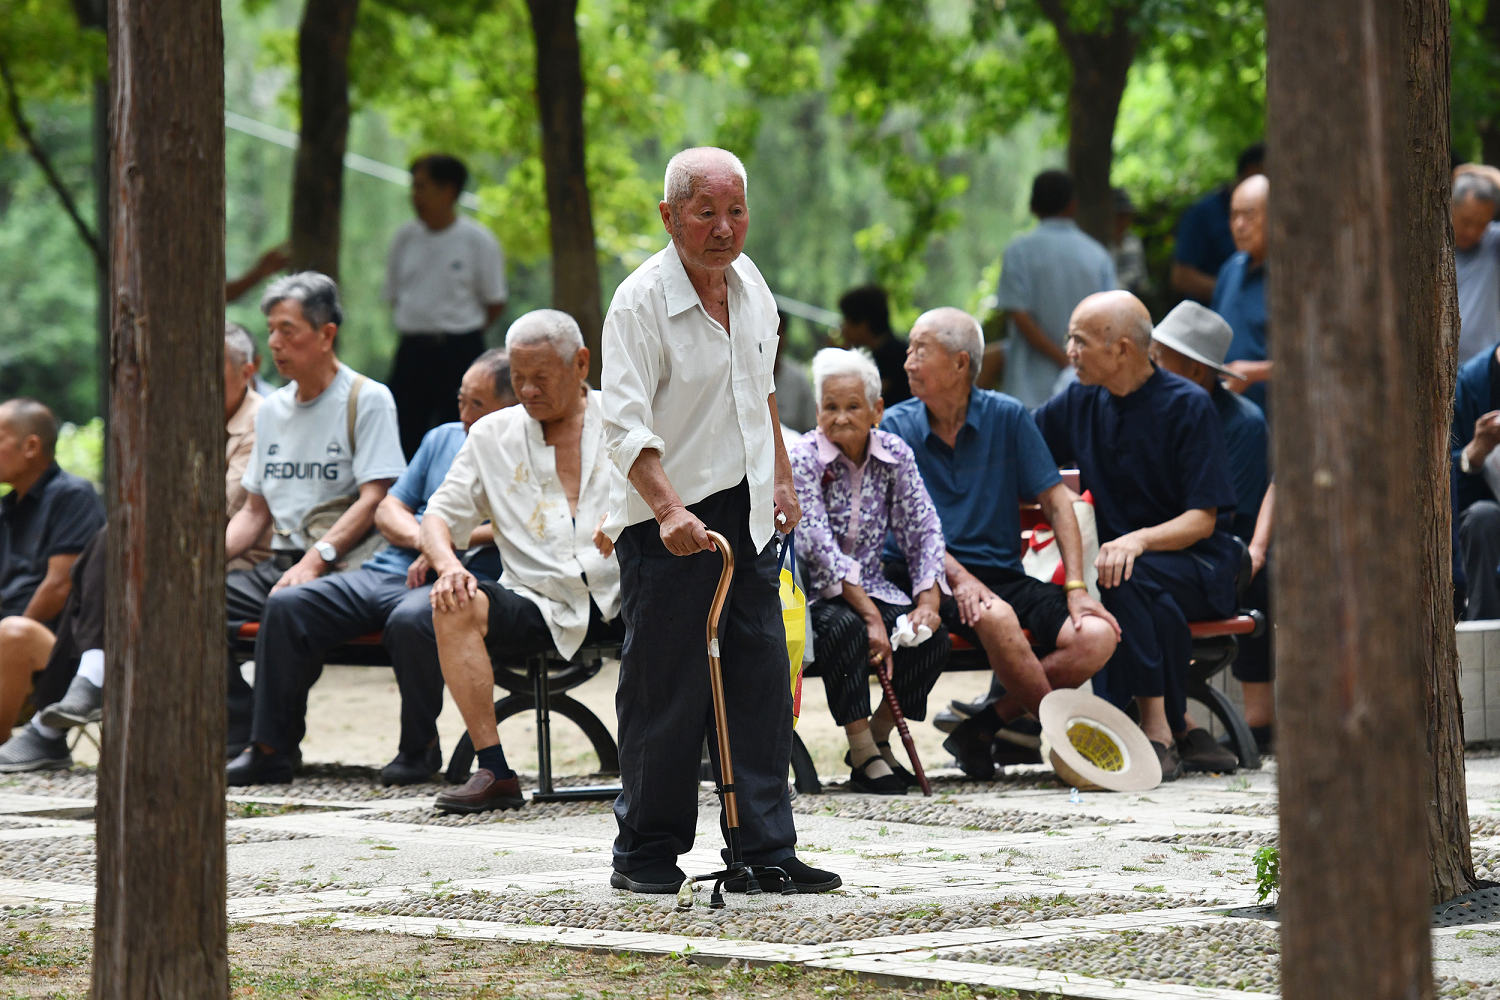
left=476, top=744, right=514, bottom=779
left=1250, top=724, right=1273, bottom=746
left=976, top=706, right=1003, bottom=732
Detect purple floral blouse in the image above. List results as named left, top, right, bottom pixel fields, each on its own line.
left=790, top=427, right=948, bottom=606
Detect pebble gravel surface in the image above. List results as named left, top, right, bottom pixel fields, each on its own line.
left=793, top=797, right=1116, bottom=833
left=354, top=890, right=1207, bottom=944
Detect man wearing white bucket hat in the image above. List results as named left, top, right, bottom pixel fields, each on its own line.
left=1150, top=301, right=1273, bottom=755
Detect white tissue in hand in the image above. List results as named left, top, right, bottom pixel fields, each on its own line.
left=891, top=614, right=934, bottom=648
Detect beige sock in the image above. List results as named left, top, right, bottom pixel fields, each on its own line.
left=869, top=715, right=899, bottom=769
left=848, top=728, right=893, bottom=778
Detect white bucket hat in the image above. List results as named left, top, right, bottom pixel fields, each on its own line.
left=1150, top=300, right=1246, bottom=380
left=1038, top=688, right=1162, bottom=792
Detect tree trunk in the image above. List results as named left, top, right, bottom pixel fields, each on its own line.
left=1404, top=0, right=1480, bottom=906
left=289, top=0, right=360, bottom=280
left=1037, top=0, right=1138, bottom=246
left=96, top=0, right=227, bottom=994
left=525, top=0, right=604, bottom=381
left=1268, top=1, right=1439, bottom=997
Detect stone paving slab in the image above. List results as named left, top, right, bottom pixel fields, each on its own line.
left=3, top=755, right=1500, bottom=999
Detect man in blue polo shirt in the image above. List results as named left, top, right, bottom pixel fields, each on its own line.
left=1211, top=174, right=1271, bottom=413
left=0, top=398, right=104, bottom=767
left=1036, top=291, right=1241, bottom=781
left=883, top=307, right=1119, bottom=780
left=227, top=350, right=514, bottom=786
left=1170, top=143, right=1264, bottom=306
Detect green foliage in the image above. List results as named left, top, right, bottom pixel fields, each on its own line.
left=55, top=418, right=103, bottom=488
left=1252, top=844, right=1280, bottom=904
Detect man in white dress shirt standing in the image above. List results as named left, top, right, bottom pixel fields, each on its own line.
left=600, top=147, right=840, bottom=896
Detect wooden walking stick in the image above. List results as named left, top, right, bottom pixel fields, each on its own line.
left=873, top=653, right=932, bottom=796
left=677, top=529, right=794, bottom=910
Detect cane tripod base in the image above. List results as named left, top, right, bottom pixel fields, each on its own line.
left=676, top=864, right=794, bottom=910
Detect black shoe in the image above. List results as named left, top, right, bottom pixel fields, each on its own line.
left=1177, top=728, right=1238, bottom=773
left=943, top=716, right=997, bottom=780
left=1151, top=740, right=1183, bottom=783
left=610, top=861, right=686, bottom=894
left=381, top=743, right=442, bottom=786
left=991, top=739, right=1044, bottom=766
left=728, top=856, right=842, bottom=894
left=932, top=709, right=962, bottom=734
left=994, top=716, right=1042, bottom=750
left=226, top=746, right=294, bottom=786
left=847, top=756, right=907, bottom=795
left=875, top=742, right=919, bottom=788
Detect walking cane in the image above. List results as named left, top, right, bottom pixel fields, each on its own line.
left=873, top=654, right=932, bottom=797
left=677, top=529, right=795, bottom=910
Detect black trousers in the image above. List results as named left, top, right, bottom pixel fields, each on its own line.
left=389, top=330, right=485, bottom=459
left=30, top=524, right=107, bottom=709
left=612, top=480, right=797, bottom=871
left=1230, top=560, right=1273, bottom=683
left=249, top=567, right=441, bottom=756
left=225, top=554, right=299, bottom=747
left=810, top=597, right=948, bottom=727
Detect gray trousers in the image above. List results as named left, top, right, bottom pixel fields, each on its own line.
left=612, top=480, right=797, bottom=872
left=248, top=567, right=442, bottom=756
left=1460, top=500, right=1500, bottom=620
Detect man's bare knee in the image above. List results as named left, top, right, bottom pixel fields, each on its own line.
left=1053, top=616, right=1117, bottom=670
left=434, top=591, right=489, bottom=643
left=974, top=600, right=1023, bottom=652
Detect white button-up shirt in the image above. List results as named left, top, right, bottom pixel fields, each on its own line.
left=424, top=390, right=620, bottom=659
left=601, top=242, right=780, bottom=551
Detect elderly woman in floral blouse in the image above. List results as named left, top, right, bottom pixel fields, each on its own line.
left=791, top=348, right=949, bottom=794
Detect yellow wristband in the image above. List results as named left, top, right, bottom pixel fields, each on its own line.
left=1063, top=580, right=1088, bottom=592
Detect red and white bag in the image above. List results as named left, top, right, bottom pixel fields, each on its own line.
left=1020, top=490, right=1101, bottom=600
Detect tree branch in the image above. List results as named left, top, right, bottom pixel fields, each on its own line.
left=0, top=47, right=105, bottom=269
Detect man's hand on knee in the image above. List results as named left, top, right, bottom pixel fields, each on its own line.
left=430, top=565, right=479, bottom=613
left=1065, top=590, right=1120, bottom=637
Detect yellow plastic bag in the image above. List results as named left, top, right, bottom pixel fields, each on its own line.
left=779, top=534, right=807, bottom=727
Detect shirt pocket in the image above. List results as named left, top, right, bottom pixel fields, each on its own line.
left=735, top=334, right=778, bottom=397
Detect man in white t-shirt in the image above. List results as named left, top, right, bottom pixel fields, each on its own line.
left=384, top=153, right=509, bottom=458
left=223, top=272, right=407, bottom=754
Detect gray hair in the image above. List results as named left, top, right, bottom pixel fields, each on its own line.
left=663, top=147, right=748, bottom=206
left=504, top=309, right=585, bottom=361
left=913, top=307, right=984, bottom=383
left=471, top=347, right=514, bottom=400
left=811, top=347, right=882, bottom=408
left=224, top=322, right=256, bottom=368
left=260, top=271, right=344, bottom=329
left=1454, top=171, right=1500, bottom=208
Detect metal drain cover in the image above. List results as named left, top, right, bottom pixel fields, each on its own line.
left=1433, top=884, right=1500, bottom=928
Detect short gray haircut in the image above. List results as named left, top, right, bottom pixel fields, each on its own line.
left=1454, top=171, right=1500, bottom=208
left=504, top=309, right=585, bottom=361
left=260, top=271, right=343, bottom=329
left=811, top=347, right=882, bottom=408
left=663, top=147, right=748, bottom=206
left=913, top=307, right=984, bottom=383
left=471, top=347, right=514, bottom=400
left=224, top=322, right=256, bottom=367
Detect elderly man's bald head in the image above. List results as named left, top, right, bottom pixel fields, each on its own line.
left=0, top=398, right=58, bottom=460
left=663, top=147, right=748, bottom=208
left=1229, top=174, right=1269, bottom=261
left=1071, top=291, right=1153, bottom=350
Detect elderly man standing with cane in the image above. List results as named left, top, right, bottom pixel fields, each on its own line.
left=600, top=147, right=841, bottom=896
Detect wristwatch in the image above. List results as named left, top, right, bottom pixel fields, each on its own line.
left=314, top=541, right=338, bottom=565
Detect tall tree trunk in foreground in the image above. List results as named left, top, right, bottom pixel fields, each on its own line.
left=1036, top=0, right=1139, bottom=246
left=1403, top=0, right=1479, bottom=906
left=1269, top=0, right=1456, bottom=996
left=96, top=0, right=227, bottom=994
left=526, top=0, right=604, bottom=381
left=289, top=0, right=360, bottom=279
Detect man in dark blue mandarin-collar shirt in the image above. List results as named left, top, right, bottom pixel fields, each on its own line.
left=0, top=398, right=104, bottom=762
left=882, top=307, right=1118, bottom=780
left=1036, top=292, right=1240, bottom=782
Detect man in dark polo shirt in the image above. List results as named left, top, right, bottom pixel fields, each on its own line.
left=1035, top=291, right=1240, bottom=781
left=0, top=398, right=105, bottom=770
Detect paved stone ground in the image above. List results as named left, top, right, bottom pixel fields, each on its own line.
left=4, top=744, right=1500, bottom=998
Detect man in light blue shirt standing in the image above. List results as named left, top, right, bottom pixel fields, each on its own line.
left=997, top=170, right=1117, bottom=408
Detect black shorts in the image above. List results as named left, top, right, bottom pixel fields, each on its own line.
left=940, top=564, right=1070, bottom=657
left=476, top=580, right=622, bottom=667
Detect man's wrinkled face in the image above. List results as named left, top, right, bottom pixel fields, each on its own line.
left=1067, top=317, right=1124, bottom=387
left=223, top=353, right=255, bottom=421
left=1453, top=195, right=1497, bottom=252
left=1229, top=185, right=1268, bottom=261
left=509, top=342, right=587, bottom=424
left=660, top=170, right=749, bottom=273
left=266, top=300, right=334, bottom=384
left=456, top=363, right=511, bottom=431
left=903, top=325, right=966, bottom=401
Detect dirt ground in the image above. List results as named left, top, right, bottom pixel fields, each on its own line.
left=0, top=919, right=1010, bottom=999
left=68, top=660, right=987, bottom=782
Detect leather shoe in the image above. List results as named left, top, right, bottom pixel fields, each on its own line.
left=610, top=861, right=686, bottom=894
left=1151, top=740, right=1183, bottom=783
left=380, top=743, right=442, bottom=786
left=727, top=855, right=841, bottom=893
left=1177, top=728, right=1238, bottom=773
left=932, top=708, right=962, bottom=734
left=433, top=768, right=524, bottom=814
left=942, top=716, right=997, bottom=780
left=226, top=746, right=293, bottom=786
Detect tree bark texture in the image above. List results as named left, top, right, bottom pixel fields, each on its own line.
left=1403, top=0, right=1479, bottom=905
left=526, top=0, right=604, bottom=382
left=1268, top=2, right=1442, bottom=997
left=290, top=0, right=359, bottom=280
left=97, top=0, right=227, bottom=994
left=1036, top=0, right=1138, bottom=246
